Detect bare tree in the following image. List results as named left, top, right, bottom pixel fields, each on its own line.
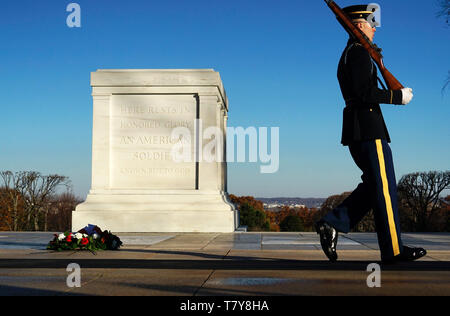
left=0, top=171, right=27, bottom=231
left=444, top=71, right=450, bottom=95
left=437, top=0, right=450, bottom=24
left=20, top=172, right=71, bottom=231
left=47, top=191, right=83, bottom=232
left=1, top=171, right=71, bottom=231
left=398, top=171, right=450, bottom=231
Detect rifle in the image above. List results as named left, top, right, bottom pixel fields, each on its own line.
left=324, top=0, right=404, bottom=90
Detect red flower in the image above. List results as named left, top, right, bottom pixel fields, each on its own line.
left=81, top=238, right=89, bottom=246
left=66, top=235, right=72, bottom=243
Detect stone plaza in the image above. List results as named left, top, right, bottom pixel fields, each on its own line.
left=0, top=231, right=449, bottom=296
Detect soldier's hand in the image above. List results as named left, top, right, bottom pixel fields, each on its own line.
left=401, top=87, right=413, bottom=105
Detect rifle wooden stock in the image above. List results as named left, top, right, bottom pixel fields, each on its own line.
left=324, top=0, right=404, bottom=90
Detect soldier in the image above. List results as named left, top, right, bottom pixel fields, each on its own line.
left=316, top=4, right=427, bottom=264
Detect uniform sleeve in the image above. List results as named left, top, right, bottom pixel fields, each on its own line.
left=347, top=46, right=402, bottom=105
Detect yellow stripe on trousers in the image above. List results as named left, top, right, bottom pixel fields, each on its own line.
left=375, top=139, right=400, bottom=256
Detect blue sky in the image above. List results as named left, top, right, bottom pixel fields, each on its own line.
left=0, top=0, right=449, bottom=199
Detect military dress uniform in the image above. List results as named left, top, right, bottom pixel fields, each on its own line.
left=319, top=7, right=406, bottom=261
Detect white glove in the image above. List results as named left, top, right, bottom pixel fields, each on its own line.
left=401, top=87, right=413, bottom=105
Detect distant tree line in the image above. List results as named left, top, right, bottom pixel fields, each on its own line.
left=2, top=169, right=448, bottom=232
left=230, top=170, right=450, bottom=232
left=229, top=194, right=319, bottom=232
left=0, top=171, right=82, bottom=232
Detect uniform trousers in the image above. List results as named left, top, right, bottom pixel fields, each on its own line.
left=321, top=139, right=403, bottom=260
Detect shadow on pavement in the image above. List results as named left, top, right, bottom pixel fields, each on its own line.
left=0, top=284, right=89, bottom=296
left=0, top=258, right=448, bottom=271
left=117, top=282, right=287, bottom=296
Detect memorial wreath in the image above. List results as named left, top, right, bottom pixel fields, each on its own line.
left=47, top=224, right=122, bottom=252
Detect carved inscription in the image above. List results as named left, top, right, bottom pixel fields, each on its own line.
left=110, top=95, right=196, bottom=189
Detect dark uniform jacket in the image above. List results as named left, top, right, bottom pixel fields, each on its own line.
left=338, top=38, right=403, bottom=146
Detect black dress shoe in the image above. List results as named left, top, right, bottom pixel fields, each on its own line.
left=382, top=246, right=427, bottom=264
left=315, top=221, right=338, bottom=262
left=399, top=246, right=427, bottom=261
